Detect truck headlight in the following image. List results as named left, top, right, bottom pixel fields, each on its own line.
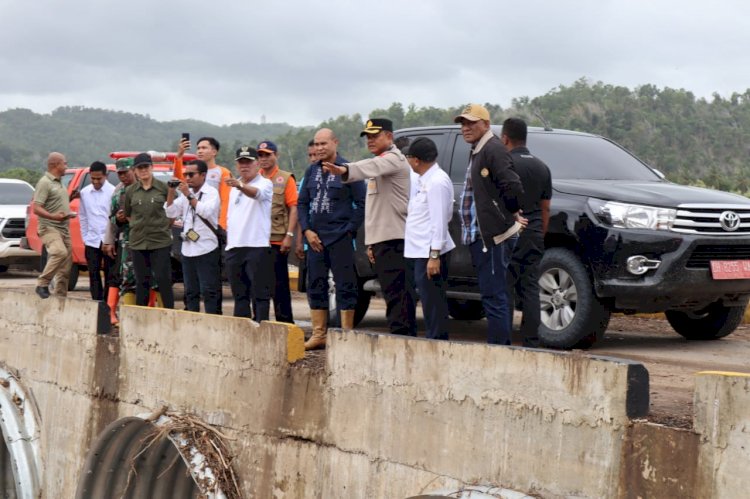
left=588, top=199, right=676, bottom=230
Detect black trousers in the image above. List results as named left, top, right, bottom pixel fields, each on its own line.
left=131, top=245, right=175, bottom=309
left=508, top=230, right=544, bottom=347
left=182, top=246, right=222, bottom=314
left=85, top=244, right=114, bottom=300
left=411, top=254, right=450, bottom=340
left=372, top=239, right=416, bottom=336
left=257, top=244, right=294, bottom=323
left=227, top=247, right=272, bottom=321
left=306, top=234, right=357, bottom=310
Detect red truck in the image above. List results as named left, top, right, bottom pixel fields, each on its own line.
left=23, top=151, right=195, bottom=290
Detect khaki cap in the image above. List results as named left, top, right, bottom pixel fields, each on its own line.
left=453, top=103, right=490, bottom=123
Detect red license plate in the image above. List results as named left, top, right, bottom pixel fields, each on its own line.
left=710, top=260, right=750, bottom=280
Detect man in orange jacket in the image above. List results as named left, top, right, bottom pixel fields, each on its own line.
left=175, top=136, right=232, bottom=229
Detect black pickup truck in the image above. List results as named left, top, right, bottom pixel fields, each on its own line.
left=345, top=125, right=750, bottom=348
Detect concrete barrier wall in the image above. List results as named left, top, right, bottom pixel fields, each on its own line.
left=1, top=289, right=749, bottom=498
left=0, top=291, right=101, bottom=497
left=694, top=371, right=750, bottom=499
left=321, top=331, right=647, bottom=498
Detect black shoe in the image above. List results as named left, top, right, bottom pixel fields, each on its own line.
left=35, top=286, right=50, bottom=299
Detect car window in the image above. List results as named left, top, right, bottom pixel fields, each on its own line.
left=528, top=133, right=661, bottom=181
left=395, top=132, right=450, bottom=175
left=61, top=172, right=75, bottom=189
left=0, top=182, right=34, bottom=204
left=449, top=135, right=471, bottom=183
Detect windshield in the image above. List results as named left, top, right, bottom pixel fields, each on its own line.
left=528, top=133, right=662, bottom=181
left=0, top=182, right=34, bottom=204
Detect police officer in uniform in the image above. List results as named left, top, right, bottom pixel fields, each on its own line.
left=501, top=118, right=552, bottom=347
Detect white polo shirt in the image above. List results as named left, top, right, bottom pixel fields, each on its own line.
left=226, top=174, right=273, bottom=250
left=404, top=163, right=456, bottom=258
left=79, top=181, right=115, bottom=248
left=165, top=183, right=220, bottom=257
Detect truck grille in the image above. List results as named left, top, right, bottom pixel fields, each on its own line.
left=686, top=245, right=750, bottom=269
left=1, top=218, right=25, bottom=239
left=673, top=204, right=750, bottom=235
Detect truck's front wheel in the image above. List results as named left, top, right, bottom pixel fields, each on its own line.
left=665, top=301, right=746, bottom=340
left=538, top=248, right=610, bottom=348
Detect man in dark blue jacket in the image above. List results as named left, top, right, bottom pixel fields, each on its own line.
left=298, top=128, right=366, bottom=350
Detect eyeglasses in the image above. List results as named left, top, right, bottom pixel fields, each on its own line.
left=184, top=172, right=200, bottom=178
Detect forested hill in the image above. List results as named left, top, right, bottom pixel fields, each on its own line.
left=3, top=80, right=750, bottom=193
left=0, top=106, right=295, bottom=173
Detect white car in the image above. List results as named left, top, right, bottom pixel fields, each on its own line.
left=0, top=178, right=38, bottom=272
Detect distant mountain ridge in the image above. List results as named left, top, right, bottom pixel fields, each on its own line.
left=4, top=80, right=750, bottom=193
left=0, top=106, right=294, bottom=171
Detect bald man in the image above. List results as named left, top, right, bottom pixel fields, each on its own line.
left=33, top=152, right=74, bottom=298
left=297, top=128, right=366, bottom=349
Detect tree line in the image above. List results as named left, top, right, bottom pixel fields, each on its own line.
left=3, top=79, right=750, bottom=194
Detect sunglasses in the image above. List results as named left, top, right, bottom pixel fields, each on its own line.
left=184, top=172, right=201, bottom=178
left=257, top=152, right=273, bottom=157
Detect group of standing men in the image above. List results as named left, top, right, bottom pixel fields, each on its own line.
left=304, top=105, right=550, bottom=349
left=32, top=105, right=551, bottom=348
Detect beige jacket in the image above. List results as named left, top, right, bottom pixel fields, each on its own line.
left=343, top=145, right=411, bottom=245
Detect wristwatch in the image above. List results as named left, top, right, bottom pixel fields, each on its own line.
left=429, top=250, right=440, bottom=259
left=187, top=193, right=196, bottom=201
left=286, top=231, right=295, bottom=237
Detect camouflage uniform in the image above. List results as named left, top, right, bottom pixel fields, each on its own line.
left=110, top=181, right=137, bottom=295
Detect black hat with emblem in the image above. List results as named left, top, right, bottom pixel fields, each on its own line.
left=235, top=146, right=258, bottom=161
left=360, top=118, right=393, bottom=137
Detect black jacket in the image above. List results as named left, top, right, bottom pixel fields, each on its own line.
left=469, top=132, right=523, bottom=247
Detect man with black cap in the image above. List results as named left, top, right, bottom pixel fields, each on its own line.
left=324, top=118, right=416, bottom=337
left=256, top=140, right=298, bottom=324
left=404, top=137, right=455, bottom=340
left=298, top=128, right=366, bottom=349
left=224, top=146, right=274, bottom=321
left=123, top=152, right=175, bottom=309
left=501, top=117, right=552, bottom=348
left=79, top=160, right=115, bottom=301
left=102, top=157, right=136, bottom=324
left=455, top=104, right=525, bottom=345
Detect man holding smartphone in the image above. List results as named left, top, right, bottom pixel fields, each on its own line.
left=174, top=135, right=232, bottom=230
left=166, top=160, right=222, bottom=314
left=33, top=152, right=74, bottom=298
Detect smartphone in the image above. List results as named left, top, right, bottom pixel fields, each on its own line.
left=181, top=132, right=190, bottom=147
left=168, top=179, right=181, bottom=188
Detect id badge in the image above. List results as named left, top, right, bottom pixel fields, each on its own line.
left=185, top=229, right=200, bottom=242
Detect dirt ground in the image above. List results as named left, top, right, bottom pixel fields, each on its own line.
left=596, top=315, right=750, bottom=428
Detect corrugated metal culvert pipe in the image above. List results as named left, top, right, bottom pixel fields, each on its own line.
left=0, top=365, right=42, bottom=499
left=76, top=411, right=241, bottom=498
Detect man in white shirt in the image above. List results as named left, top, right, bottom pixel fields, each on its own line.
left=404, top=137, right=456, bottom=340
left=79, top=161, right=116, bottom=300
left=166, top=160, right=222, bottom=314
left=224, top=147, right=274, bottom=321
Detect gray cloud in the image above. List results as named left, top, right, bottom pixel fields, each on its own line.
left=1, top=0, right=749, bottom=125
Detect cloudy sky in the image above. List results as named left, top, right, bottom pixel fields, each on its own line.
left=1, top=0, right=749, bottom=127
